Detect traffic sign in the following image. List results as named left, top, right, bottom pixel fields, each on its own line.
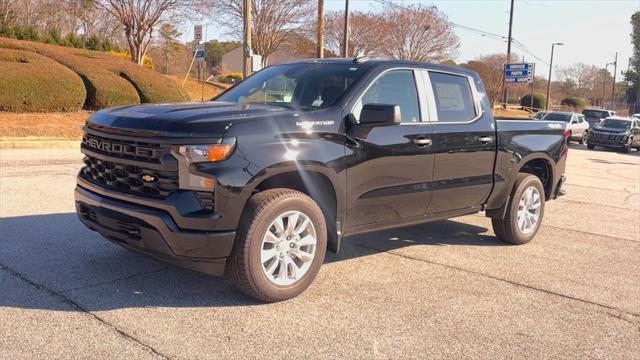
left=505, top=77, right=532, bottom=83
left=194, top=25, right=203, bottom=43
left=193, top=44, right=205, bottom=62
left=504, top=63, right=534, bottom=84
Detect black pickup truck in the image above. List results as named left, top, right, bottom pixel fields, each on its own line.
left=75, top=59, right=568, bottom=302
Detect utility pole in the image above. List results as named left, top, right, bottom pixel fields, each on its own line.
left=611, top=52, right=617, bottom=110
left=242, top=0, right=252, bottom=79
left=502, top=0, right=514, bottom=105
left=317, top=0, right=324, bottom=58
left=342, top=0, right=350, bottom=57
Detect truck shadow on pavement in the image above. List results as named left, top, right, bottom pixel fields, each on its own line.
left=0, top=212, right=499, bottom=310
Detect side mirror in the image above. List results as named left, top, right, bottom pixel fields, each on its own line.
left=359, top=104, right=401, bottom=126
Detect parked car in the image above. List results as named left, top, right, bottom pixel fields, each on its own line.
left=542, top=111, right=590, bottom=144
left=631, top=113, right=640, bottom=119
left=532, top=111, right=549, bottom=119
left=582, top=108, right=616, bottom=128
left=75, top=59, right=568, bottom=302
left=587, top=116, right=640, bottom=153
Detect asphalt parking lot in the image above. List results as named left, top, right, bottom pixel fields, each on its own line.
left=1, top=145, right=638, bottom=359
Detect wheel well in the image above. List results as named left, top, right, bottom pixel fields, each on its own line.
left=254, top=171, right=338, bottom=251
left=519, top=158, right=553, bottom=199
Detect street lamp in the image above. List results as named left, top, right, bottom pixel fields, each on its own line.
left=602, top=62, right=614, bottom=108
left=545, top=42, right=564, bottom=110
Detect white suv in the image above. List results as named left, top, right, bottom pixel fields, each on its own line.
left=542, top=112, right=590, bottom=144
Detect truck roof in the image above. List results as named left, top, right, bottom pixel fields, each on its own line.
left=279, top=58, right=478, bottom=78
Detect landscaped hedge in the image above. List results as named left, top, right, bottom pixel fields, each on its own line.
left=0, top=37, right=189, bottom=111
left=560, top=96, right=587, bottom=108
left=0, top=48, right=86, bottom=112
left=520, top=93, right=547, bottom=110
left=108, top=60, right=189, bottom=104
left=0, top=37, right=139, bottom=109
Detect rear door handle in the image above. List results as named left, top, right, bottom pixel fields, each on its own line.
left=478, top=136, right=494, bottom=144
left=412, top=138, right=432, bottom=146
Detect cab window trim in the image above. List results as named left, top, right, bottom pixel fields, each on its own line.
left=349, top=67, right=430, bottom=125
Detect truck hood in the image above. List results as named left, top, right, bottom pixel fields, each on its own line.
left=87, top=101, right=292, bottom=137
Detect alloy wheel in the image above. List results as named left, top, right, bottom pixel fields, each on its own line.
left=516, top=186, right=541, bottom=235
left=260, top=210, right=317, bottom=286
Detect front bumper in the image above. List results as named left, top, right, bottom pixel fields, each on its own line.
left=75, top=183, right=236, bottom=276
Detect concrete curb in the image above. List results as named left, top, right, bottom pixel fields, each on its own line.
left=0, top=140, right=81, bottom=149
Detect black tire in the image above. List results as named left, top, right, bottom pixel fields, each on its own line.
left=578, top=131, right=587, bottom=144
left=227, top=189, right=327, bottom=302
left=622, top=137, right=633, bottom=153
left=587, top=144, right=595, bottom=150
left=492, top=173, right=545, bottom=245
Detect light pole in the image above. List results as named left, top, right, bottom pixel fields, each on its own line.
left=545, top=42, right=564, bottom=110
left=342, top=0, right=350, bottom=57
left=602, top=62, right=613, bottom=108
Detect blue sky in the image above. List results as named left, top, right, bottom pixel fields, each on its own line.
left=185, top=0, right=638, bottom=81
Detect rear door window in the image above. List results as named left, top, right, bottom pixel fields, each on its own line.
left=428, top=72, right=477, bottom=122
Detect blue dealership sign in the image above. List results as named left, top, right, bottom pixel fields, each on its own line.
left=504, top=63, right=534, bottom=83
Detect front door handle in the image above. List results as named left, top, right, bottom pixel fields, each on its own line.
left=412, top=138, right=432, bottom=146
left=478, top=136, right=494, bottom=144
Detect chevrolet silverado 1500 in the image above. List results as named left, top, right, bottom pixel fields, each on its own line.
left=75, top=59, right=567, bottom=302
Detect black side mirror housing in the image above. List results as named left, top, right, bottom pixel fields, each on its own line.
left=359, top=104, right=401, bottom=126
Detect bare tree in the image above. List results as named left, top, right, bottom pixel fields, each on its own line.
left=324, top=10, right=386, bottom=57
left=464, top=54, right=508, bottom=107
left=380, top=3, right=458, bottom=62
left=556, top=63, right=602, bottom=98
left=97, top=0, right=207, bottom=64
left=215, top=0, right=313, bottom=66
left=0, top=0, right=16, bottom=23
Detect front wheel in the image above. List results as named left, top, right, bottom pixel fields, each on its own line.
left=227, top=189, right=327, bottom=302
left=621, top=137, right=633, bottom=153
left=492, top=173, right=545, bottom=245
left=587, top=143, right=595, bottom=150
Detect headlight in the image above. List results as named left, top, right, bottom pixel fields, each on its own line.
left=177, top=142, right=236, bottom=163
left=171, top=138, right=236, bottom=191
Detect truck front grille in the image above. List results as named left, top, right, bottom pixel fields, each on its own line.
left=82, top=156, right=178, bottom=198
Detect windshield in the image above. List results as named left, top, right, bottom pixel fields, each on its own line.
left=532, top=112, right=546, bottom=119
left=543, top=113, right=572, bottom=122
left=216, top=63, right=367, bottom=110
left=598, top=119, right=631, bottom=129
left=583, top=110, right=609, bottom=118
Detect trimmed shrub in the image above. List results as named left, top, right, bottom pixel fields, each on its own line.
left=100, top=55, right=188, bottom=103
left=520, top=93, right=547, bottom=110
left=0, top=48, right=86, bottom=112
left=221, top=72, right=243, bottom=81
left=0, top=38, right=189, bottom=109
left=0, top=37, right=140, bottom=109
left=560, top=96, right=587, bottom=108
left=108, top=50, right=154, bottom=70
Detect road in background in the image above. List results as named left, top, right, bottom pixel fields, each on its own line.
left=1, top=146, right=638, bottom=359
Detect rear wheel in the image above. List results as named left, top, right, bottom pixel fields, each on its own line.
left=492, top=173, right=545, bottom=245
left=227, top=189, right=327, bottom=302
left=578, top=130, right=588, bottom=144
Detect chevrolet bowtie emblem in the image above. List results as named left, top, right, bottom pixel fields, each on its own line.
left=141, top=174, right=157, bottom=183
